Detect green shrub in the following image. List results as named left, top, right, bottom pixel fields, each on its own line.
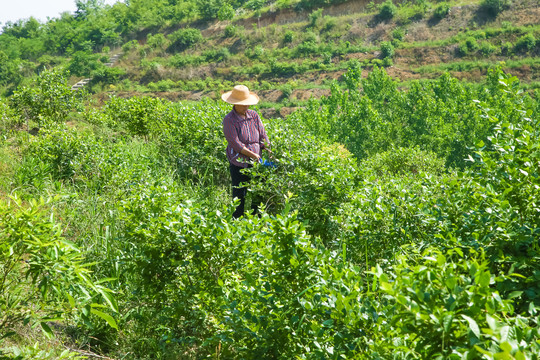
left=500, top=41, right=514, bottom=55
left=168, top=53, right=204, bottom=68
left=392, top=28, right=405, bottom=41
left=167, top=28, right=203, bottom=52
left=322, top=51, right=332, bottom=64
left=250, top=128, right=360, bottom=241
left=0, top=98, right=22, bottom=133
left=146, top=33, right=166, bottom=49
left=382, top=57, right=393, bottom=67
left=302, top=30, right=318, bottom=44
left=369, top=246, right=540, bottom=358
left=283, top=30, right=294, bottom=43
left=67, top=51, right=101, bottom=77
left=480, top=0, right=508, bottom=16
left=217, top=3, right=234, bottom=21
left=458, top=36, right=479, bottom=56
left=479, top=41, right=497, bottom=56
left=20, top=125, right=101, bottom=184
left=378, top=0, right=397, bottom=20
left=147, top=79, right=176, bottom=92
left=196, top=0, right=222, bottom=20
left=91, top=65, right=126, bottom=85
left=11, top=69, right=83, bottom=127
left=308, top=8, right=324, bottom=28
left=0, top=197, right=118, bottom=339
left=224, top=24, right=239, bottom=37
left=294, top=39, right=320, bottom=56
left=514, top=33, right=536, bottom=53
left=102, top=96, right=167, bottom=138
left=360, top=147, right=446, bottom=178
left=155, top=98, right=230, bottom=185
left=474, top=30, right=487, bottom=39
left=2, top=343, right=85, bottom=359
left=245, top=0, right=265, bottom=11
left=203, top=46, right=231, bottom=61
left=408, top=1, right=429, bottom=20
left=433, top=3, right=450, bottom=19
left=322, top=16, right=337, bottom=32
left=380, top=41, right=395, bottom=58
left=465, top=36, right=480, bottom=51
left=246, top=45, right=264, bottom=59
left=121, top=39, right=139, bottom=53
left=279, top=83, right=293, bottom=98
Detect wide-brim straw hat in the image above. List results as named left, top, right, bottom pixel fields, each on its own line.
left=221, top=85, right=259, bottom=105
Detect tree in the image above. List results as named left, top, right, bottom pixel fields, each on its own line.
left=11, top=69, right=83, bottom=127
left=75, top=0, right=105, bottom=19
left=197, top=0, right=224, bottom=20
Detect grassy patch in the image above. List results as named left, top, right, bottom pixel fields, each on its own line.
left=414, top=57, right=540, bottom=74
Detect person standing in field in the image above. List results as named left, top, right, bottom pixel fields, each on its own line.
left=222, top=85, right=270, bottom=219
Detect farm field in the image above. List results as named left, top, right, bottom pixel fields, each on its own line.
left=1, top=64, right=539, bottom=359
left=1, top=0, right=540, bottom=358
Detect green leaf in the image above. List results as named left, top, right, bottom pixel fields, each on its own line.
left=322, top=319, right=334, bottom=328
left=486, top=314, right=497, bottom=330
left=40, top=322, right=54, bottom=338
left=437, top=253, right=446, bottom=266
left=67, top=293, right=76, bottom=309
left=477, top=271, right=491, bottom=287
left=499, top=325, right=510, bottom=342
left=499, top=341, right=512, bottom=354
left=91, top=309, right=118, bottom=330
left=445, top=277, right=457, bottom=290
left=461, top=314, right=480, bottom=338
left=442, top=314, right=453, bottom=333
left=380, top=281, right=393, bottom=292
left=0, top=331, right=16, bottom=340
left=98, top=288, right=119, bottom=313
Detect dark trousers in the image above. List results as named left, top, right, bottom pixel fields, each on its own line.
left=230, top=163, right=260, bottom=218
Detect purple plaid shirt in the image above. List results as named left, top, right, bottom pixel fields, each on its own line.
left=223, top=108, right=269, bottom=168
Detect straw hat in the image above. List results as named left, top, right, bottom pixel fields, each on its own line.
left=221, top=85, right=259, bottom=105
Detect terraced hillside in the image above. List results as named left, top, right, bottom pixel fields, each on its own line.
left=92, top=0, right=540, bottom=115
left=1, top=0, right=539, bottom=115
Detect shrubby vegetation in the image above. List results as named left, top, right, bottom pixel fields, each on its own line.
left=378, top=0, right=398, bottom=20
left=1, top=66, right=539, bottom=358
left=480, top=0, right=510, bottom=16
left=433, top=2, right=450, bottom=19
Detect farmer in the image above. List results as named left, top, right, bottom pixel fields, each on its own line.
left=222, top=85, right=270, bottom=219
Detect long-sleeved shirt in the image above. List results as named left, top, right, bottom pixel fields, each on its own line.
left=222, top=108, right=270, bottom=168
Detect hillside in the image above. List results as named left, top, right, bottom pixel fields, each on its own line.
left=111, top=0, right=540, bottom=116
left=1, top=0, right=539, bottom=117
left=100, top=0, right=540, bottom=116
